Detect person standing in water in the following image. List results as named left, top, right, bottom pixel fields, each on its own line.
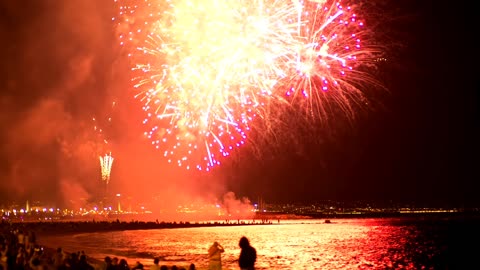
left=238, top=236, right=256, bottom=270
left=208, top=241, right=225, bottom=270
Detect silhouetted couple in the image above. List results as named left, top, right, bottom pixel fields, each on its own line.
left=208, top=236, right=256, bottom=270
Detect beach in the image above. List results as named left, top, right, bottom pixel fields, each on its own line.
left=35, top=216, right=477, bottom=269
left=2, top=219, right=274, bottom=270
left=5, top=214, right=479, bottom=269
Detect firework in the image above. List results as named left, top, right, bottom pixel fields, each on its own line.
left=114, top=0, right=378, bottom=170
left=99, top=152, right=114, bottom=184
left=94, top=102, right=116, bottom=183
left=281, top=0, right=374, bottom=118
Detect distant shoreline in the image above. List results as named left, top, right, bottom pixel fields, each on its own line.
left=8, top=219, right=276, bottom=237
left=300, top=211, right=479, bottom=219
left=7, top=210, right=478, bottom=236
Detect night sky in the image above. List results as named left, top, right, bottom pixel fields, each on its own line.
left=0, top=0, right=478, bottom=208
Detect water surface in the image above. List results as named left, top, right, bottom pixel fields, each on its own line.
left=40, top=218, right=460, bottom=269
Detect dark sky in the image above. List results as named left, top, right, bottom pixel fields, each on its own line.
left=0, top=0, right=478, bottom=208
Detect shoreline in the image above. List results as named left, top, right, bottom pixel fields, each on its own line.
left=7, top=210, right=478, bottom=236
left=14, top=219, right=276, bottom=237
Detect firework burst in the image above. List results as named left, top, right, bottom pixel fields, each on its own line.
left=99, top=152, right=114, bottom=184
left=114, top=0, right=380, bottom=170
left=281, top=0, right=375, bottom=118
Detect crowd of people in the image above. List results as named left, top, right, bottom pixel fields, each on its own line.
left=0, top=221, right=99, bottom=270
left=98, top=256, right=195, bottom=270
left=1, top=221, right=257, bottom=270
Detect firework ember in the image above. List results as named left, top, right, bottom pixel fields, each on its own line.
left=114, top=0, right=378, bottom=170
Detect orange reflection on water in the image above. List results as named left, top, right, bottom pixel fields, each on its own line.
left=41, top=218, right=445, bottom=269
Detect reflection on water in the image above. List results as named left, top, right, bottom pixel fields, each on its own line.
left=41, top=218, right=450, bottom=269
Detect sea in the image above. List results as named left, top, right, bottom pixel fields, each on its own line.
left=39, top=216, right=480, bottom=269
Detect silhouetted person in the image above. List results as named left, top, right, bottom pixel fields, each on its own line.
left=149, top=258, right=160, bottom=270
left=238, top=236, right=256, bottom=270
left=53, top=247, right=66, bottom=269
left=101, top=256, right=115, bottom=270
left=118, top=259, right=130, bottom=270
left=78, top=255, right=94, bottom=270
left=188, top=263, right=196, bottom=270
left=112, top=257, right=119, bottom=270
left=208, top=241, right=224, bottom=270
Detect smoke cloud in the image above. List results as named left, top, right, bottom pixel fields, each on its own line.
left=0, top=0, right=254, bottom=218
